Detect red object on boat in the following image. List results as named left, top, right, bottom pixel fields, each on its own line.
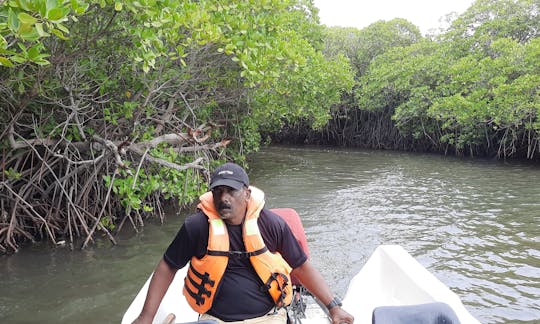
left=270, top=208, right=310, bottom=288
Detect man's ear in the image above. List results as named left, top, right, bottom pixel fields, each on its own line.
left=245, top=187, right=251, bottom=201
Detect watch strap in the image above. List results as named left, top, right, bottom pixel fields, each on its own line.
left=325, top=296, right=342, bottom=310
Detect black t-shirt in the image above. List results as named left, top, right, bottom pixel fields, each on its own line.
left=164, top=208, right=308, bottom=321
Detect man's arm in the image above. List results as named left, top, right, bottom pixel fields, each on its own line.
left=291, top=260, right=354, bottom=324
left=132, top=257, right=178, bottom=324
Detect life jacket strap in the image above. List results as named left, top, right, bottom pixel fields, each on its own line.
left=207, top=246, right=268, bottom=258
left=186, top=264, right=216, bottom=306
left=261, top=272, right=290, bottom=308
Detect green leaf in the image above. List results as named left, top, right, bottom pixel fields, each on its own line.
left=46, top=0, right=59, bottom=12
left=47, top=7, right=68, bottom=21
left=143, top=205, right=153, bottom=212
left=19, top=28, right=40, bottom=41
left=55, top=22, right=69, bottom=34
left=0, top=57, right=15, bottom=67
left=0, top=35, right=7, bottom=49
left=16, top=0, right=31, bottom=11
left=74, top=2, right=89, bottom=15
left=70, top=0, right=79, bottom=11
left=18, top=22, right=33, bottom=34
left=27, top=45, right=39, bottom=58
left=38, top=1, right=47, bottom=17
left=115, top=2, right=123, bottom=11
left=11, top=55, right=26, bottom=63
left=50, top=28, right=68, bottom=40
left=16, top=42, right=27, bottom=53
left=35, top=23, right=50, bottom=37
left=33, top=58, right=50, bottom=65
left=8, top=8, right=20, bottom=32
left=18, top=12, right=38, bottom=25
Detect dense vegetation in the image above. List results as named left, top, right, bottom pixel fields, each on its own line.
left=276, top=0, right=540, bottom=160
left=0, top=0, right=538, bottom=253
left=0, top=0, right=353, bottom=252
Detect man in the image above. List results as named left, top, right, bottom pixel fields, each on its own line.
left=133, top=162, right=354, bottom=324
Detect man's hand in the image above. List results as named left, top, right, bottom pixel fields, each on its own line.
left=131, top=313, right=152, bottom=324
left=132, top=312, right=175, bottom=324
left=329, top=306, right=354, bottom=324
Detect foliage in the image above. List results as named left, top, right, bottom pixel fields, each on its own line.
left=349, top=0, right=540, bottom=158
left=3, top=0, right=539, bottom=253
left=354, top=19, right=421, bottom=75
left=0, top=0, right=354, bottom=252
left=276, top=0, right=540, bottom=160
left=441, top=0, right=540, bottom=53
left=0, top=0, right=90, bottom=67
left=284, top=21, right=422, bottom=148
left=430, top=36, right=540, bottom=156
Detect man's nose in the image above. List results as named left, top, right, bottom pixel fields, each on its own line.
left=221, top=191, right=233, bottom=201
left=217, top=190, right=232, bottom=201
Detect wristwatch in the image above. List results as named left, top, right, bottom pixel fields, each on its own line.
left=325, top=296, right=342, bottom=310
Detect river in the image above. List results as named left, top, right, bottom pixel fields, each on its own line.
left=1, top=146, right=539, bottom=323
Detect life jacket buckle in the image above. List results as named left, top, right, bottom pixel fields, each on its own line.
left=228, top=250, right=248, bottom=258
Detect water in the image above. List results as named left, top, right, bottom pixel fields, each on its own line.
left=1, top=146, right=539, bottom=323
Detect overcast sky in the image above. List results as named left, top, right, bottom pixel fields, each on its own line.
left=312, top=0, right=476, bottom=34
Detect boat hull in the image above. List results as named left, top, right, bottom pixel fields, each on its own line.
left=342, top=245, right=479, bottom=324
left=122, top=245, right=479, bottom=324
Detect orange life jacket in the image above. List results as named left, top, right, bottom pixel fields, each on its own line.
left=183, top=186, right=293, bottom=314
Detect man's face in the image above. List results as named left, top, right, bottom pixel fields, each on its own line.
left=211, top=185, right=250, bottom=224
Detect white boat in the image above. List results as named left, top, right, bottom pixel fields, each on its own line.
left=122, top=210, right=479, bottom=324
left=341, top=244, right=480, bottom=324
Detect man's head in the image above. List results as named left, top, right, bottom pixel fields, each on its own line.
left=209, top=163, right=251, bottom=224
left=209, top=162, right=249, bottom=190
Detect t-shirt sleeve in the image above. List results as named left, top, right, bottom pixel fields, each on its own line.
left=164, top=211, right=208, bottom=269
left=259, top=209, right=308, bottom=269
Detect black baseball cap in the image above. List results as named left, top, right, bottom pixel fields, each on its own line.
left=209, top=162, right=249, bottom=190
